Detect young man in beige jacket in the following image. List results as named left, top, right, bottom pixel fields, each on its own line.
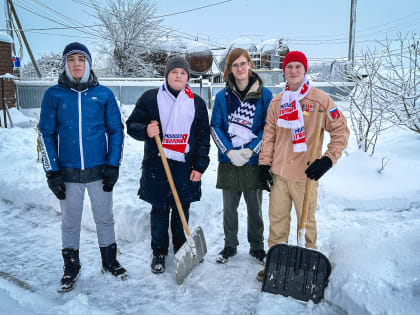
left=257, top=51, right=349, bottom=280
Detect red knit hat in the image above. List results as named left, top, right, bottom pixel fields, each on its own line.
left=282, top=51, right=308, bottom=72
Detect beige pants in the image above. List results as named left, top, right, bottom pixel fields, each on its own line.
left=268, top=175, right=318, bottom=249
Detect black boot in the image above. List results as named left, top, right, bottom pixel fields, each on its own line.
left=100, top=243, right=128, bottom=280
left=59, top=248, right=81, bottom=292
left=151, top=252, right=166, bottom=274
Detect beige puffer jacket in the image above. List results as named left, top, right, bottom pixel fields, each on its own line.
left=259, top=87, right=349, bottom=182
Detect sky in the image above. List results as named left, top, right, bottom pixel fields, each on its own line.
left=0, top=0, right=419, bottom=65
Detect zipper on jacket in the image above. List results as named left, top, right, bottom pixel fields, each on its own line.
left=72, top=88, right=86, bottom=170
left=78, top=91, right=85, bottom=170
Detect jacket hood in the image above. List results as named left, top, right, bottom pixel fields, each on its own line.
left=58, top=70, right=99, bottom=91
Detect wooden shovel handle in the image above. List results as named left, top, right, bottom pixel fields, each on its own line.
left=298, top=111, right=324, bottom=231
left=154, top=135, right=191, bottom=236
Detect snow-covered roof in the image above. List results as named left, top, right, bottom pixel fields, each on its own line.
left=0, top=33, right=13, bottom=44
left=154, top=38, right=185, bottom=53
left=0, top=73, right=18, bottom=80
left=260, top=38, right=279, bottom=54
left=186, top=41, right=211, bottom=55
left=228, top=38, right=257, bottom=52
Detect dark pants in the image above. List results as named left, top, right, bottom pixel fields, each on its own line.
left=222, top=189, right=264, bottom=251
left=150, top=203, right=190, bottom=255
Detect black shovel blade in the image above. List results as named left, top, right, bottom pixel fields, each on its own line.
left=262, top=244, right=331, bottom=304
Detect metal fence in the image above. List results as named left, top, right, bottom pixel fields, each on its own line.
left=15, top=78, right=354, bottom=109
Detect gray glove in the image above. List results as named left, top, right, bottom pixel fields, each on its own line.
left=227, top=149, right=249, bottom=167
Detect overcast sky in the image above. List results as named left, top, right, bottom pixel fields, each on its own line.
left=1, top=0, right=419, bottom=65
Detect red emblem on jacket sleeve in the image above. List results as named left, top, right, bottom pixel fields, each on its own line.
left=329, top=107, right=340, bottom=120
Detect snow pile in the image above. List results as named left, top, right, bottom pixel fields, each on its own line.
left=0, top=107, right=38, bottom=128
left=0, top=107, right=419, bottom=314
left=327, top=222, right=420, bottom=315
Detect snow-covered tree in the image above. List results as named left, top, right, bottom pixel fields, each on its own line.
left=375, top=33, right=420, bottom=134
left=21, top=52, right=62, bottom=78
left=343, top=48, right=393, bottom=155
left=333, top=32, right=419, bottom=155
left=91, top=0, right=166, bottom=77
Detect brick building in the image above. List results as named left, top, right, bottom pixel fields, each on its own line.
left=0, top=33, right=16, bottom=109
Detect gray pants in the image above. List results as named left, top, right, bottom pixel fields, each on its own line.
left=59, top=180, right=116, bottom=249
left=222, top=189, right=264, bottom=250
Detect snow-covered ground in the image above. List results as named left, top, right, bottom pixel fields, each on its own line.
left=0, top=105, right=419, bottom=315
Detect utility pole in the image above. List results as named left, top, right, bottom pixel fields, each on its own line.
left=348, top=0, right=357, bottom=67
left=7, top=0, right=42, bottom=77
left=5, top=0, right=16, bottom=56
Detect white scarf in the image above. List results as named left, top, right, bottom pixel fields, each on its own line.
left=157, top=83, right=195, bottom=162
left=277, top=76, right=312, bottom=152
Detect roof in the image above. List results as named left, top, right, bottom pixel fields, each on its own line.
left=0, top=33, right=13, bottom=44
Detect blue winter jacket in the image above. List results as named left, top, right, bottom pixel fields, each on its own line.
left=39, top=72, right=124, bottom=172
left=210, top=73, right=273, bottom=164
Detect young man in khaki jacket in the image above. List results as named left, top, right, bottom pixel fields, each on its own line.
left=257, top=51, right=349, bottom=280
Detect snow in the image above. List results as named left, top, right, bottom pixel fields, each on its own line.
left=154, top=38, right=184, bottom=53
left=228, top=38, right=258, bottom=52
left=0, top=107, right=38, bottom=128
left=186, top=41, right=211, bottom=55
left=0, top=73, right=18, bottom=80
left=259, top=39, right=279, bottom=54
left=0, top=32, right=13, bottom=43
left=1, top=105, right=420, bottom=315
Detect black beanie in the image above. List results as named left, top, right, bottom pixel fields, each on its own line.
left=164, top=56, right=190, bottom=80
left=62, top=42, right=92, bottom=66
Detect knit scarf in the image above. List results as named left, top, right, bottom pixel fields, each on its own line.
left=277, top=76, right=312, bottom=152
left=227, top=88, right=257, bottom=147
left=157, top=83, right=195, bottom=162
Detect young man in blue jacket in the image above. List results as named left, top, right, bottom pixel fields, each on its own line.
left=39, top=42, right=127, bottom=292
left=211, top=48, right=273, bottom=265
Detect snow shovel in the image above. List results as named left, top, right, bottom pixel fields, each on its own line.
left=262, top=110, right=331, bottom=304
left=154, top=135, right=207, bottom=284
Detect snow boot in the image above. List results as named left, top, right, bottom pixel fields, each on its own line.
left=216, top=246, right=237, bottom=264
left=59, top=248, right=81, bottom=293
left=100, top=243, right=128, bottom=280
left=151, top=250, right=166, bottom=274
left=249, top=249, right=266, bottom=265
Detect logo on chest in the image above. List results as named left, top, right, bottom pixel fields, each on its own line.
left=162, top=133, right=189, bottom=153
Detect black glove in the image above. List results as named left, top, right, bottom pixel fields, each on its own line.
left=305, top=156, right=332, bottom=180
left=46, top=171, right=66, bottom=200
left=103, top=165, right=119, bottom=192
left=259, top=165, right=273, bottom=192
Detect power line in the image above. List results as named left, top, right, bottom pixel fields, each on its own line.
left=5, top=0, right=232, bottom=49
left=156, top=0, right=233, bottom=18
left=30, top=0, right=94, bottom=29
left=12, top=0, right=101, bottom=38
left=70, top=0, right=233, bottom=20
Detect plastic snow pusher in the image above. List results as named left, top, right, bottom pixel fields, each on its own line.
left=155, top=136, right=207, bottom=285
left=262, top=110, right=331, bottom=304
